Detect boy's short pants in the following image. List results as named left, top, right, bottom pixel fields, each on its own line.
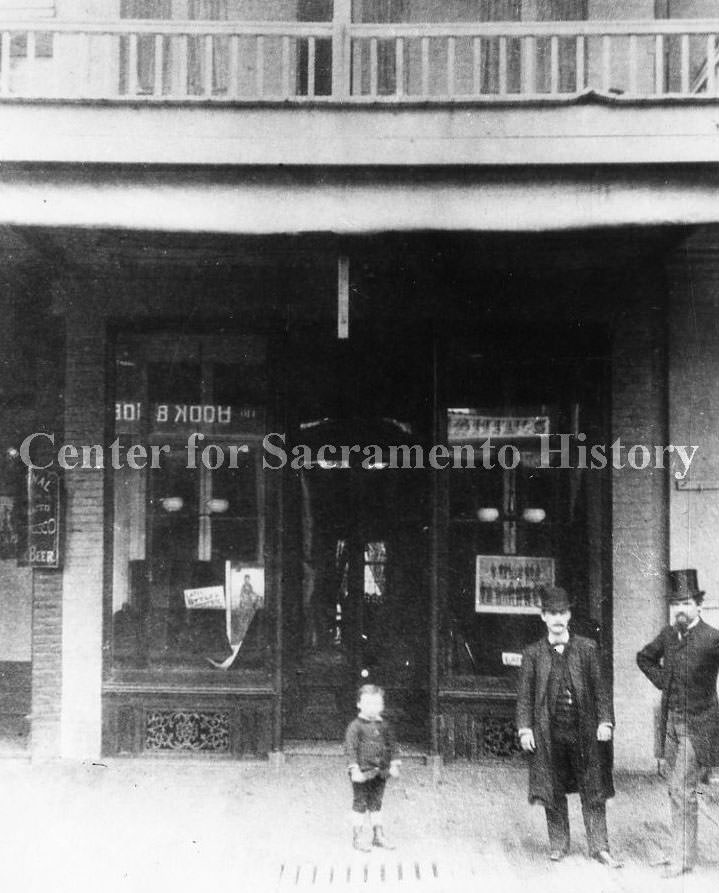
left=352, top=776, right=386, bottom=813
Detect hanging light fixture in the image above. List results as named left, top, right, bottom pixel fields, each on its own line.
left=206, top=498, right=230, bottom=514
left=160, top=496, right=184, bottom=513
left=476, top=507, right=500, bottom=522
left=522, top=508, right=546, bottom=523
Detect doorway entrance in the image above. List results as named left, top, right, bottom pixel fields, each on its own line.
left=283, top=457, right=429, bottom=744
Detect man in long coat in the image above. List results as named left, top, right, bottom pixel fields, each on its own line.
left=516, top=585, right=620, bottom=866
left=637, top=569, right=719, bottom=878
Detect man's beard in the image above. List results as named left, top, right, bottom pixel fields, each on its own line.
left=675, top=614, right=689, bottom=630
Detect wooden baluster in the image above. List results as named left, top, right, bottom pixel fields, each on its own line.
left=421, top=36, right=429, bottom=96
left=282, top=35, right=291, bottom=98
left=680, top=33, right=689, bottom=94
left=550, top=34, right=559, bottom=94
left=628, top=34, right=638, bottom=95
left=228, top=34, right=239, bottom=99
left=203, top=33, right=213, bottom=97
left=308, top=36, right=316, bottom=98
left=575, top=34, right=585, bottom=92
left=498, top=36, right=507, bottom=95
left=447, top=36, right=455, bottom=97
left=395, top=36, right=404, bottom=97
left=27, top=31, right=36, bottom=97
left=128, top=32, right=138, bottom=96
left=256, top=35, right=264, bottom=97
left=154, top=33, right=164, bottom=98
left=0, top=32, right=9, bottom=95
left=332, top=0, right=351, bottom=99
left=602, top=34, right=611, bottom=92
left=655, top=33, right=664, bottom=95
left=369, top=36, right=378, bottom=97
left=473, top=36, right=482, bottom=95
left=522, top=35, right=536, bottom=96
left=351, top=36, right=361, bottom=96
left=177, top=34, right=189, bottom=99
left=707, top=34, right=718, bottom=96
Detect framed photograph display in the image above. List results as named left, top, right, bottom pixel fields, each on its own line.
left=476, top=555, right=555, bottom=614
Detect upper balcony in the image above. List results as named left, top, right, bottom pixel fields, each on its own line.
left=1, top=4, right=719, bottom=238
left=0, top=4, right=718, bottom=167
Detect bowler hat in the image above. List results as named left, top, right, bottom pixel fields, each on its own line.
left=668, top=569, right=704, bottom=603
left=539, top=585, right=572, bottom=612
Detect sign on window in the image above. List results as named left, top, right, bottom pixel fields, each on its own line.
left=27, top=468, right=61, bottom=568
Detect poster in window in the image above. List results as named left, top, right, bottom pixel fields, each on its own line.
left=476, top=555, right=554, bottom=614
left=225, top=562, right=264, bottom=647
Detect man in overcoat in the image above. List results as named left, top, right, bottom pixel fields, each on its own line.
left=516, top=585, right=620, bottom=867
left=637, top=569, right=719, bottom=878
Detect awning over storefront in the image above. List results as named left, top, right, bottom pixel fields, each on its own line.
left=2, top=163, right=719, bottom=235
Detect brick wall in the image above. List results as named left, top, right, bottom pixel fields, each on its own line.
left=611, top=273, right=668, bottom=771
left=59, top=305, right=106, bottom=759
left=0, top=273, right=32, bottom=665
left=31, top=571, right=63, bottom=756
left=667, top=227, right=719, bottom=624
left=0, top=246, right=65, bottom=757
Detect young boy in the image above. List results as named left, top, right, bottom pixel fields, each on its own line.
left=344, top=684, right=401, bottom=852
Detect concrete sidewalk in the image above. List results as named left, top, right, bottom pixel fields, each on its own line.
left=0, top=754, right=717, bottom=893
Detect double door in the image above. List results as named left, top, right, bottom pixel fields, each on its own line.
left=283, top=464, right=429, bottom=742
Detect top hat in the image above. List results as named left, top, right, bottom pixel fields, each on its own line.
left=668, top=569, right=704, bottom=603
left=539, top=585, right=572, bottom=613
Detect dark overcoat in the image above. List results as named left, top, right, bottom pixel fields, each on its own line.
left=636, top=618, right=719, bottom=767
left=515, top=634, right=615, bottom=808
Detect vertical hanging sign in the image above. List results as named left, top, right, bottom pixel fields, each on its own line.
left=337, top=254, right=349, bottom=340
left=27, top=468, right=61, bottom=568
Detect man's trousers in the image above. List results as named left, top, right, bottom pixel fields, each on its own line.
left=545, top=727, right=609, bottom=856
left=665, top=709, right=702, bottom=870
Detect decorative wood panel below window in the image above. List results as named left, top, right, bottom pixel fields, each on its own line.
left=102, top=690, right=273, bottom=757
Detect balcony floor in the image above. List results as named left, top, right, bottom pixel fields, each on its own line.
left=1, top=92, right=719, bottom=168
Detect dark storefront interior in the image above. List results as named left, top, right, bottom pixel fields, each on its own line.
left=94, top=229, right=674, bottom=756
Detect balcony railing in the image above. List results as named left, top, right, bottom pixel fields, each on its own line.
left=0, top=18, right=718, bottom=102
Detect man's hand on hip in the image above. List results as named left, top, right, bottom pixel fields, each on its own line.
left=597, top=723, right=613, bottom=742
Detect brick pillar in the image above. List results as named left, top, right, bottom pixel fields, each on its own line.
left=28, top=300, right=67, bottom=758
left=666, top=228, right=719, bottom=630
left=611, top=275, right=668, bottom=771
left=31, top=571, right=63, bottom=757
left=60, top=309, right=106, bottom=759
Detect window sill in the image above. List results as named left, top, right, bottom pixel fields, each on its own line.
left=439, top=675, right=518, bottom=701
left=104, top=667, right=274, bottom=696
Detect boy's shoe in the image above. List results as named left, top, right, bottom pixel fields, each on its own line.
left=593, top=850, right=623, bottom=869
left=660, top=862, right=692, bottom=879
left=352, top=828, right=371, bottom=853
left=372, top=826, right=396, bottom=850
left=549, top=850, right=566, bottom=862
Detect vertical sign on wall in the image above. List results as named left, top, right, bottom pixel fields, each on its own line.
left=27, top=468, right=61, bottom=568
left=337, top=254, right=349, bottom=340
left=0, top=495, right=17, bottom=560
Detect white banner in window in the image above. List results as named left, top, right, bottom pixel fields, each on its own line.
left=183, top=585, right=225, bottom=610
left=448, top=410, right=550, bottom=442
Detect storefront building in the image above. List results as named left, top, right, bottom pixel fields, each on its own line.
left=0, top=1, right=718, bottom=770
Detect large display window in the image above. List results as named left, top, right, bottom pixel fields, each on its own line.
left=110, top=332, right=269, bottom=673
left=442, top=335, right=610, bottom=692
